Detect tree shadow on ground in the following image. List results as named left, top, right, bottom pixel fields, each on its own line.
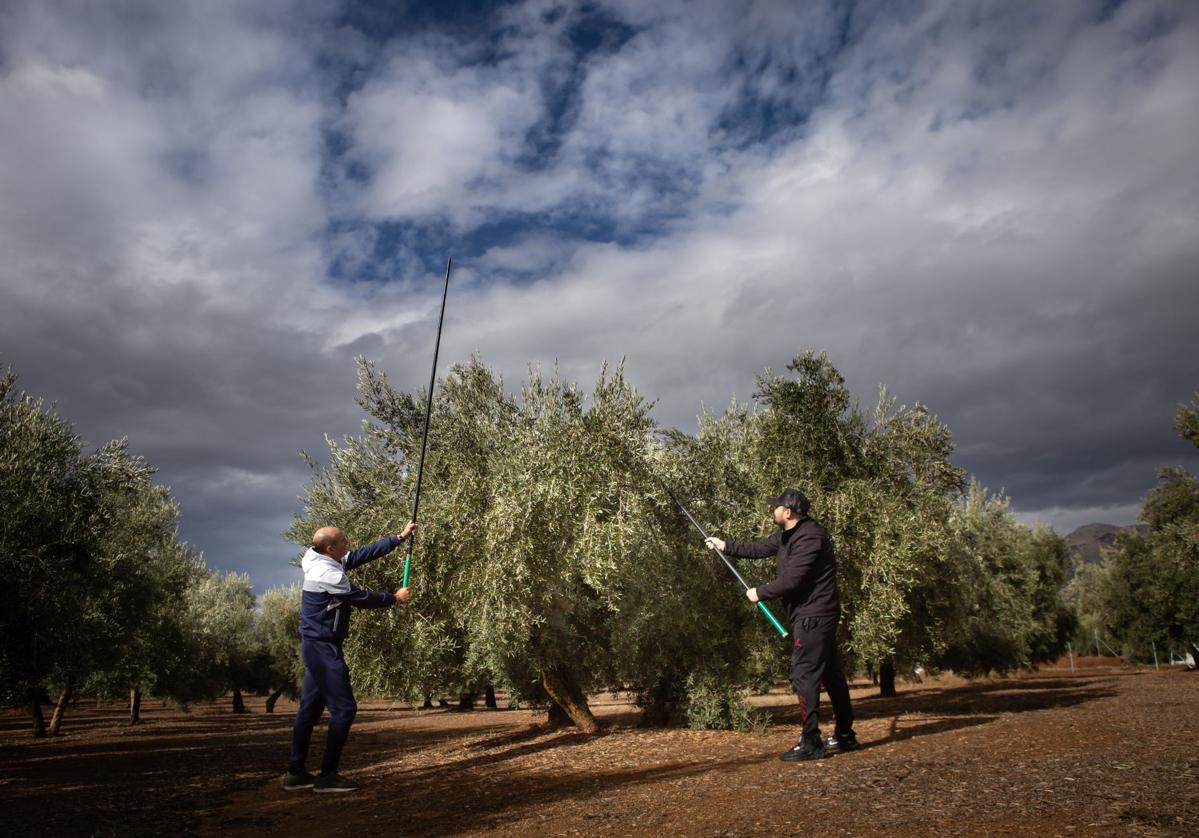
left=765, top=674, right=1120, bottom=750
left=247, top=752, right=770, bottom=837
left=0, top=711, right=517, bottom=770
left=0, top=674, right=1125, bottom=837
left=374, top=729, right=598, bottom=781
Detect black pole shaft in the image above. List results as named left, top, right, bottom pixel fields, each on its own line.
left=403, top=256, right=452, bottom=587
left=658, top=478, right=752, bottom=590
left=656, top=476, right=789, bottom=638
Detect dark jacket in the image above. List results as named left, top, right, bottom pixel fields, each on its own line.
left=298, top=536, right=400, bottom=643
left=724, top=517, right=840, bottom=622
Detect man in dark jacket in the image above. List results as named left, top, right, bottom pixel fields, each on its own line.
left=705, top=488, right=858, bottom=761
left=283, top=522, right=415, bottom=792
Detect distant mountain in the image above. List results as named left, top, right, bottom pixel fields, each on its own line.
left=1065, top=522, right=1150, bottom=569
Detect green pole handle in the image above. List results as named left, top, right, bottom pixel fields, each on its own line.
left=656, top=476, right=790, bottom=639
left=401, top=512, right=415, bottom=589
left=401, top=484, right=420, bottom=588
left=757, top=601, right=789, bottom=638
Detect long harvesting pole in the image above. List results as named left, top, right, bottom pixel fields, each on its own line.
left=657, top=478, right=789, bottom=638
left=402, top=257, right=452, bottom=588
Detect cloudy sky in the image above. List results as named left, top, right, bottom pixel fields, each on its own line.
left=2, top=0, right=1196, bottom=594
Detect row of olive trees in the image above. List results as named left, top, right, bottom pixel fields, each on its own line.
left=0, top=366, right=304, bottom=736
left=1068, top=394, right=1199, bottom=662
left=291, top=350, right=1075, bottom=730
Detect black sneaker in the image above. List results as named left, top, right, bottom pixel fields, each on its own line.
left=313, top=773, right=360, bottom=793
left=824, top=731, right=861, bottom=752
left=282, top=770, right=316, bottom=791
left=779, top=736, right=829, bottom=762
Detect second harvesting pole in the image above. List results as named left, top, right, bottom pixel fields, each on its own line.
left=657, top=478, right=789, bottom=638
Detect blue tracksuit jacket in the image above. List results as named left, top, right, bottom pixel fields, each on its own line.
left=298, top=536, right=399, bottom=643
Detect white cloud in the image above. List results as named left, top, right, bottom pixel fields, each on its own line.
left=345, top=51, right=546, bottom=222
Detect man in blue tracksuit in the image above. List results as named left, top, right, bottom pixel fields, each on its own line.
left=283, top=522, right=415, bottom=793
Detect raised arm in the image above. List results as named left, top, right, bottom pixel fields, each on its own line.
left=721, top=530, right=782, bottom=558
left=343, top=535, right=401, bottom=571
left=343, top=522, right=416, bottom=571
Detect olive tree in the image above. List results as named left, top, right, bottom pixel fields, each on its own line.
left=734, top=352, right=965, bottom=695
left=939, top=482, right=1073, bottom=676
left=177, top=569, right=259, bottom=712
left=257, top=584, right=304, bottom=712
left=294, top=355, right=734, bottom=730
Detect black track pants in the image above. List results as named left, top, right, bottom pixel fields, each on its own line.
left=791, top=614, right=854, bottom=740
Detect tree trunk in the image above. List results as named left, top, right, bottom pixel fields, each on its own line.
left=547, top=698, right=571, bottom=727
left=129, top=688, right=142, bottom=725
left=485, top=684, right=497, bottom=709
left=27, top=686, right=47, bottom=738
left=231, top=687, right=247, bottom=714
left=48, top=675, right=75, bottom=736
left=541, top=665, right=600, bottom=734
left=264, top=688, right=284, bottom=714
left=422, top=695, right=434, bottom=710
left=438, top=697, right=451, bottom=708
left=638, top=698, right=671, bottom=728
left=457, top=689, right=476, bottom=710
left=879, top=658, right=897, bottom=697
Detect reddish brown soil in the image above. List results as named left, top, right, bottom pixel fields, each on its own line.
left=2, top=659, right=1196, bottom=836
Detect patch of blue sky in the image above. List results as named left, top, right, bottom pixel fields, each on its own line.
left=332, top=0, right=516, bottom=43
left=711, top=5, right=855, bottom=152
left=324, top=186, right=689, bottom=288
left=565, top=4, right=637, bottom=55
left=516, top=10, right=636, bottom=167
left=713, top=87, right=817, bottom=152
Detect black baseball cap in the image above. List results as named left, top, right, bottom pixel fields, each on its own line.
left=767, top=487, right=810, bottom=515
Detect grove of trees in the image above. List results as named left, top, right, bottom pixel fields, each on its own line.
left=2, top=350, right=1090, bottom=737
left=288, top=350, right=1076, bottom=729
left=1069, top=394, right=1199, bottom=663
left=0, top=367, right=302, bottom=735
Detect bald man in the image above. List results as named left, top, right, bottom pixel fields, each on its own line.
left=284, top=523, right=415, bottom=793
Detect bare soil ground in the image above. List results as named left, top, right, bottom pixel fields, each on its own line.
left=2, top=658, right=1196, bottom=837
